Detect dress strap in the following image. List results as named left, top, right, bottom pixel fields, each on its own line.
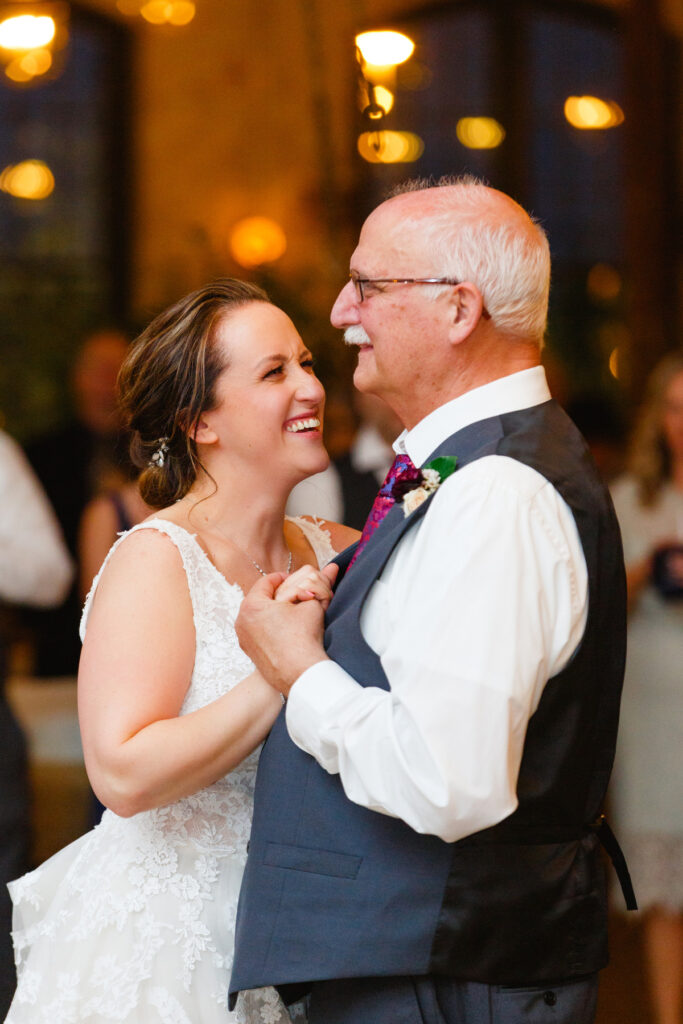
left=287, top=515, right=337, bottom=567
left=79, top=519, right=203, bottom=641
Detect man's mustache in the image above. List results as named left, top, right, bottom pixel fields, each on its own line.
left=344, top=326, right=372, bottom=347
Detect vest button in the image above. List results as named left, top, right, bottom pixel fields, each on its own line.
left=543, top=991, right=557, bottom=1007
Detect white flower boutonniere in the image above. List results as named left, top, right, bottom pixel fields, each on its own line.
left=391, top=456, right=458, bottom=517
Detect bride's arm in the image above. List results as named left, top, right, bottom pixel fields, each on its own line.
left=78, top=529, right=283, bottom=817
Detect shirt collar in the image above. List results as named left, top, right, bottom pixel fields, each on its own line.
left=393, top=366, right=552, bottom=466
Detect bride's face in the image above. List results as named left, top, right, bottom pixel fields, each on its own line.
left=199, top=302, right=329, bottom=484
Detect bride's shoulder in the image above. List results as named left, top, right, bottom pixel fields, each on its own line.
left=80, top=521, right=193, bottom=641
left=90, top=520, right=191, bottom=599
left=296, top=515, right=360, bottom=556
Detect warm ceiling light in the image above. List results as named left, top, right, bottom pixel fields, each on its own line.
left=5, top=56, right=32, bottom=81
left=564, top=96, right=624, bottom=129
left=0, top=159, right=55, bottom=199
left=0, top=14, right=56, bottom=50
left=139, top=0, right=195, bottom=25
left=5, top=46, right=52, bottom=81
left=20, top=47, right=52, bottom=74
left=456, top=117, right=505, bottom=149
left=357, top=130, right=424, bottom=164
left=229, top=216, right=287, bottom=268
left=355, top=30, right=414, bottom=67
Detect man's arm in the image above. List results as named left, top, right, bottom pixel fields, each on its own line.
left=238, top=457, right=587, bottom=843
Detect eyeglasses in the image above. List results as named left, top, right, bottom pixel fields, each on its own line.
left=349, top=272, right=460, bottom=303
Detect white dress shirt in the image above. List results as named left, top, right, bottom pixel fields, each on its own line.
left=286, top=367, right=588, bottom=843
left=0, top=430, right=73, bottom=607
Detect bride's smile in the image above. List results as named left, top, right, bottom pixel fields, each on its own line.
left=197, top=301, right=329, bottom=490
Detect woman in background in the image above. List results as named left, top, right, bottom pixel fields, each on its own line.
left=610, top=352, right=683, bottom=1024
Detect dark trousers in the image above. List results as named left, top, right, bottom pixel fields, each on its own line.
left=306, top=973, right=599, bottom=1024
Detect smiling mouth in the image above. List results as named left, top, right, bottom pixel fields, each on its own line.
left=285, top=417, right=321, bottom=433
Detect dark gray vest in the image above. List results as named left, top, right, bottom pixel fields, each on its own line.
left=229, top=400, right=627, bottom=1001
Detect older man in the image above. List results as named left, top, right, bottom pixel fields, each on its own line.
left=231, top=177, right=631, bottom=1024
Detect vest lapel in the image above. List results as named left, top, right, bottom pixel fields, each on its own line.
left=332, top=412, right=507, bottom=603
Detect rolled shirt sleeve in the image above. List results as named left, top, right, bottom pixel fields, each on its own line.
left=286, top=454, right=588, bottom=843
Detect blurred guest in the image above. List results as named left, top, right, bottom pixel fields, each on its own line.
left=287, top=392, right=401, bottom=529
left=0, top=428, right=73, bottom=1017
left=610, top=352, right=683, bottom=1024
left=24, top=328, right=131, bottom=675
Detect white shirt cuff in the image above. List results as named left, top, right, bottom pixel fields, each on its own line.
left=286, top=660, right=361, bottom=764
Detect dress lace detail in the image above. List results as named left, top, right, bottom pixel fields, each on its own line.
left=7, top=517, right=336, bottom=1023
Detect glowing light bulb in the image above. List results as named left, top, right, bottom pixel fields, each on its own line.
left=5, top=46, right=53, bottom=82
left=22, top=47, right=52, bottom=75
left=357, top=130, right=424, bottom=164
left=0, top=160, right=55, bottom=200
left=456, top=117, right=505, bottom=149
left=0, top=14, right=56, bottom=50
left=168, top=1, right=195, bottom=25
left=564, top=96, right=624, bottom=130
left=355, top=31, right=414, bottom=67
left=373, top=86, right=394, bottom=114
left=139, top=1, right=194, bottom=24
left=229, top=217, right=287, bottom=268
left=140, top=2, right=173, bottom=24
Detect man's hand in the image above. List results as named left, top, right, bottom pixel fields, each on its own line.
left=235, top=563, right=338, bottom=697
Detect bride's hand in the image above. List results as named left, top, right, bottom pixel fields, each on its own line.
left=273, top=563, right=338, bottom=609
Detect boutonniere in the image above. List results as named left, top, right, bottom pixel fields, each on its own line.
left=391, top=456, right=458, bottom=516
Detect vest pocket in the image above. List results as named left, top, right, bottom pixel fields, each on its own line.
left=264, top=841, right=362, bottom=879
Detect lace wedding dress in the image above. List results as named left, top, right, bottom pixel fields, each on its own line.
left=7, top=517, right=336, bottom=1024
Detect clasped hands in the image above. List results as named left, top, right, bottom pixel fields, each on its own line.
left=235, top=563, right=339, bottom=698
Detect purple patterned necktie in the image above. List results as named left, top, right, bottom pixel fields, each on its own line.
left=348, top=453, right=417, bottom=570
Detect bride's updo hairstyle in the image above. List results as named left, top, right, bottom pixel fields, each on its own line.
left=118, top=278, right=270, bottom=509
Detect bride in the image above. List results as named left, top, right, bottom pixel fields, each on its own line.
left=6, top=279, right=358, bottom=1023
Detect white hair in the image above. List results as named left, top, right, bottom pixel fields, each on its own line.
left=388, top=176, right=551, bottom=345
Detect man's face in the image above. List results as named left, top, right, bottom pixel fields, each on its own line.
left=330, top=201, right=451, bottom=418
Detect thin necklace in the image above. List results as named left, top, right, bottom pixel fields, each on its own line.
left=214, top=523, right=293, bottom=577
left=248, top=548, right=293, bottom=577
left=178, top=496, right=293, bottom=576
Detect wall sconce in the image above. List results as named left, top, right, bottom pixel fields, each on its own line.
left=0, top=2, right=69, bottom=84
left=354, top=27, right=417, bottom=161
